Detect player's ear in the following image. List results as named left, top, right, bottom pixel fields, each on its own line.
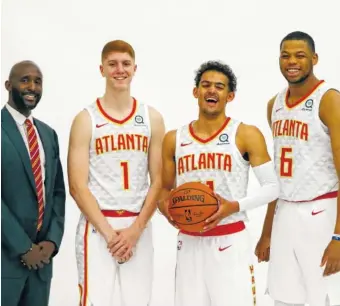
left=193, top=87, right=199, bottom=98
left=312, top=53, right=318, bottom=66
left=226, top=91, right=235, bottom=103
left=99, top=65, right=104, bottom=77
left=5, top=80, right=11, bottom=91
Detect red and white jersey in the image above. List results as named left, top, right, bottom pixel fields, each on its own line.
left=85, top=98, right=151, bottom=212
left=175, top=117, right=250, bottom=225
left=271, top=80, right=338, bottom=202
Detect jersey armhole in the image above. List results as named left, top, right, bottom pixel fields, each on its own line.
left=174, top=127, right=182, bottom=161
left=144, top=104, right=152, bottom=137
left=318, top=87, right=340, bottom=133
left=174, top=127, right=182, bottom=188
left=233, top=121, right=250, bottom=166
left=271, top=92, right=281, bottom=123
left=84, top=106, right=95, bottom=144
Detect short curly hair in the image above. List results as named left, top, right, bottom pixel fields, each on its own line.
left=194, top=61, right=237, bottom=92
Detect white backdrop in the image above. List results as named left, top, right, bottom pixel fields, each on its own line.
left=1, top=0, right=340, bottom=305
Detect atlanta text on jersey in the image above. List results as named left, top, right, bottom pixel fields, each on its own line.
left=177, top=152, right=232, bottom=175
left=272, top=119, right=309, bottom=141
left=95, top=133, right=149, bottom=155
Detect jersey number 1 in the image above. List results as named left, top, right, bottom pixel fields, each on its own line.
left=205, top=180, right=215, bottom=191
left=280, top=147, right=293, bottom=177
left=120, top=161, right=129, bottom=190
left=195, top=180, right=215, bottom=191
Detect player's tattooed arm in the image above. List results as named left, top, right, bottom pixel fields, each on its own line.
left=319, top=89, right=340, bottom=276
left=156, top=129, right=178, bottom=228
left=67, top=110, right=117, bottom=244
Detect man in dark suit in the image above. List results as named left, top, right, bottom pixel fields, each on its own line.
left=1, top=60, right=66, bottom=306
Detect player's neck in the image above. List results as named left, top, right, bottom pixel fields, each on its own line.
left=102, top=87, right=133, bottom=111
left=287, top=75, right=320, bottom=101
left=195, top=114, right=228, bottom=136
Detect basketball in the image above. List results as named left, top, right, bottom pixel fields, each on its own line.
left=168, top=182, right=219, bottom=232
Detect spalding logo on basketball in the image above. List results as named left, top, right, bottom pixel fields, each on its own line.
left=168, top=182, right=219, bottom=232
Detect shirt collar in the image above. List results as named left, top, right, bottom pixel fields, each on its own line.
left=6, top=103, right=34, bottom=126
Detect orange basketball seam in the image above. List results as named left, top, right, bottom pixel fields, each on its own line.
left=170, top=204, right=217, bottom=208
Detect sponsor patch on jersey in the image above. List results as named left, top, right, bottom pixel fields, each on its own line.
left=134, top=115, right=145, bottom=125
left=217, top=133, right=229, bottom=145
left=302, top=99, right=313, bottom=111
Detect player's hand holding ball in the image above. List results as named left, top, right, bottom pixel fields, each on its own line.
left=157, top=199, right=179, bottom=229
left=166, top=182, right=238, bottom=233
left=203, top=194, right=239, bottom=232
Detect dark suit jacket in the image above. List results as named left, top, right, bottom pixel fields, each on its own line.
left=1, top=107, right=66, bottom=281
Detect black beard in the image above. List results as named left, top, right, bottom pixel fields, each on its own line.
left=11, top=87, right=41, bottom=113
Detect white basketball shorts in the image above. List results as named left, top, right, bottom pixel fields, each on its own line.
left=75, top=210, right=153, bottom=306
left=175, top=221, right=256, bottom=306
left=268, top=194, right=340, bottom=306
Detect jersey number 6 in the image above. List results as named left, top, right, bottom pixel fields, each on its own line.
left=280, top=147, right=293, bottom=177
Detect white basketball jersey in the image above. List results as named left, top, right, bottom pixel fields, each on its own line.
left=271, top=81, right=338, bottom=201
left=86, top=98, right=151, bottom=212
left=175, top=117, right=250, bottom=225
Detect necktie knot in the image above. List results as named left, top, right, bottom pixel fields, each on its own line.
left=25, top=118, right=32, bottom=127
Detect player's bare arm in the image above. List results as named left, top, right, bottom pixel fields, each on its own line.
left=204, top=123, right=279, bottom=231
left=255, top=95, right=278, bottom=263
left=108, top=107, right=166, bottom=258
left=68, top=110, right=119, bottom=246
left=266, top=95, right=276, bottom=127
left=319, top=89, right=340, bottom=276
left=156, top=130, right=178, bottom=227
left=137, top=107, right=166, bottom=227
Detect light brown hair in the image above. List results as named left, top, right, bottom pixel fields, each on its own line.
left=101, top=40, right=135, bottom=61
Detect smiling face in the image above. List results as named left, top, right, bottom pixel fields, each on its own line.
left=5, top=62, right=43, bottom=115
left=193, top=70, right=235, bottom=117
left=279, top=40, right=318, bottom=85
left=100, top=51, right=137, bottom=91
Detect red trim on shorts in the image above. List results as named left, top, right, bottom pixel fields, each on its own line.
left=82, top=221, right=89, bottom=306
left=285, top=80, right=324, bottom=109
left=180, top=220, right=245, bottom=237
left=102, top=210, right=140, bottom=217
left=96, top=98, right=137, bottom=124
left=290, top=190, right=338, bottom=203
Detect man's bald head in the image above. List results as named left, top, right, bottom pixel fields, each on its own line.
left=8, top=60, right=42, bottom=80
left=5, top=60, right=43, bottom=116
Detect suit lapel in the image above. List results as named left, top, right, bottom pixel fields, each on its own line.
left=34, top=120, right=51, bottom=196
left=1, top=108, right=36, bottom=192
